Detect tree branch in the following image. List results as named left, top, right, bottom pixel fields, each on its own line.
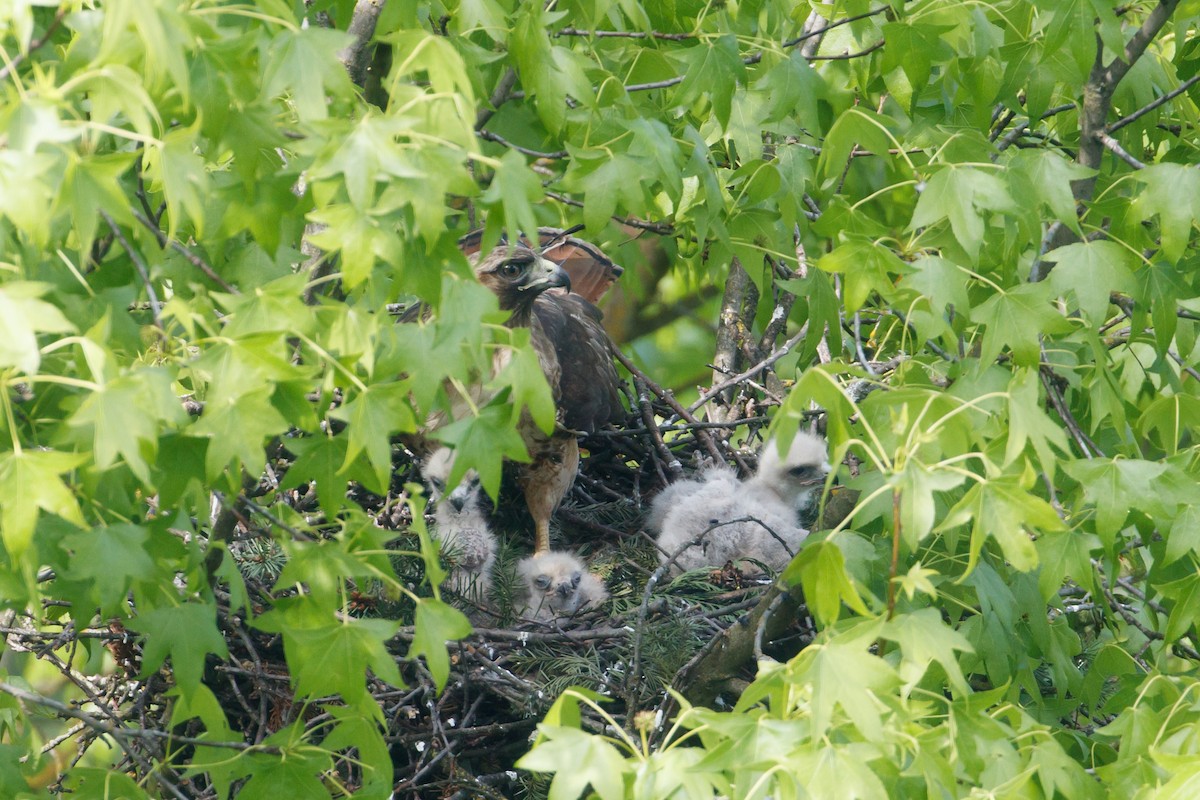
left=337, top=0, right=385, bottom=88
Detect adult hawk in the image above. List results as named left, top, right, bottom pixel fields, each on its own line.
left=412, top=227, right=625, bottom=554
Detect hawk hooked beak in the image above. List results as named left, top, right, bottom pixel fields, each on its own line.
left=519, top=263, right=572, bottom=294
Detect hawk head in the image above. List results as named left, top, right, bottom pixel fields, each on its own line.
left=756, top=431, right=831, bottom=510
left=471, top=243, right=571, bottom=320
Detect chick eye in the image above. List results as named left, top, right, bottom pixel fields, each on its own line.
left=571, top=572, right=581, bottom=588
left=788, top=465, right=818, bottom=479
left=500, top=262, right=523, bottom=278
left=534, top=576, right=551, bottom=590
left=430, top=478, right=445, bottom=492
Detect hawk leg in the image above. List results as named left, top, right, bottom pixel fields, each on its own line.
left=518, top=434, right=580, bottom=554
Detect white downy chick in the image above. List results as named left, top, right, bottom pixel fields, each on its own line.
left=422, top=447, right=497, bottom=603
left=515, top=551, right=608, bottom=622
left=654, top=431, right=831, bottom=574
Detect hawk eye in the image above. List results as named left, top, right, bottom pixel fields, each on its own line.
left=430, top=478, right=445, bottom=492
left=534, top=575, right=551, bottom=590
left=500, top=261, right=524, bottom=278
left=571, top=572, right=581, bottom=588
left=788, top=465, right=817, bottom=479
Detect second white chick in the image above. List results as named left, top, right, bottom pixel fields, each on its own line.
left=515, top=551, right=608, bottom=622
left=652, top=431, right=831, bottom=574
left=422, top=447, right=497, bottom=604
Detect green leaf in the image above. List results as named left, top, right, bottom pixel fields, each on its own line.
left=64, top=768, right=152, bottom=800
left=1165, top=504, right=1200, bottom=562
left=410, top=598, right=472, bottom=692
left=1005, top=368, right=1071, bottom=470
left=562, top=150, right=646, bottom=235
left=971, top=282, right=1071, bottom=367
left=672, top=34, right=745, bottom=129
left=1045, top=241, right=1135, bottom=323
left=488, top=327, right=556, bottom=433
left=258, top=602, right=402, bottom=701
left=940, top=472, right=1064, bottom=575
left=816, top=236, right=907, bottom=313
left=781, top=540, right=871, bottom=627
left=145, top=126, right=210, bottom=240
left=128, top=603, right=229, bottom=698
left=238, top=723, right=333, bottom=800
left=910, top=166, right=1015, bottom=261
left=1133, top=164, right=1200, bottom=264
left=516, top=725, right=632, bottom=800
left=818, top=109, right=894, bottom=181
left=262, top=26, right=355, bottom=121
left=881, top=608, right=974, bottom=696
left=0, top=283, right=76, bottom=375
left=193, top=387, right=291, bottom=478
left=1009, top=149, right=1093, bottom=235
left=480, top=149, right=544, bottom=243
left=0, top=449, right=87, bottom=558
left=1137, top=392, right=1200, bottom=456
left=1157, top=573, right=1200, bottom=642
left=1035, top=528, right=1100, bottom=601
left=435, top=400, right=532, bottom=501
left=1061, top=458, right=1170, bottom=542
left=899, top=255, right=970, bottom=315
left=60, top=524, right=157, bottom=615
left=328, top=381, right=416, bottom=490
left=307, top=204, right=404, bottom=289
left=786, top=627, right=900, bottom=737
left=69, top=368, right=186, bottom=484
left=61, top=152, right=136, bottom=254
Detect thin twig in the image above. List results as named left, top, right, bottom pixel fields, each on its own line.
left=1096, top=132, right=1146, bottom=169
left=1109, top=74, right=1200, bottom=132
left=102, top=211, right=163, bottom=331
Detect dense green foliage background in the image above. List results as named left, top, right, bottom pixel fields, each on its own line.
left=3, top=0, right=1200, bottom=797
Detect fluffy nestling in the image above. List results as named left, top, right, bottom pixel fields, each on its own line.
left=652, top=431, right=831, bottom=574
left=423, top=447, right=497, bottom=603
left=515, top=550, right=608, bottom=622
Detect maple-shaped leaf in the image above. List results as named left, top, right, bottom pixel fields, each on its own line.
left=128, top=602, right=229, bottom=698
left=63, top=769, right=151, bottom=800
left=409, top=597, right=472, bottom=692
left=672, top=34, right=747, bottom=129
left=516, top=725, right=631, bottom=800
left=971, top=282, right=1071, bottom=367
left=321, top=704, right=393, bottom=799
left=1036, top=528, right=1101, bottom=601
left=1133, top=163, right=1200, bottom=263
left=940, top=471, right=1064, bottom=575
left=0, top=282, right=76, bottom=375
left=280, top=434, right=374, bottom=518
left=307, top=114, right=424, bottom=210
left=0, top=449, right=87, bottom=558
left=257, top=600, right=402, bottom=702
left=214, top=273, right=315, bottom=339
left=562, top=149, right=647, bottom=235
left=910, top=166, right=1016, bottom=261
left=881, top=608, right=974, bottom=696
left=1138, top=393, right=1200, bottom=456
left=898, top=255, right=970, bottom=315
left=1044, top=241, right=1135, bottom=323
left=143, top=126, right=209, bottom=240
left=487, top=327, right=556, bottom=433
left=328, top=381, right=416, bottom=491
left=69, top=368, right=186, bottom=485
left=262, top=26, right=355, bottom=121
left=1004, top=368, right=1071, bottom=471
left=238, top=722, right=333, bottom=800
left=789, top=629, right=901, bottom=737
left=193, top=387, right=290, bottom=478
left=1008, top=149, right=1094, bottom=235
left=307, top=204, right=405, bottom=289
left=59, top=524, right=157, bottom=615
left=1061, top=458, right=1172, bottom=544
left=480, top=149, right=543, bottom=246
left=781, top=540, right=871, bottom=628
left=817, top=236, right=907, bottom=312
left=60, top=151, right=136, bottom=255
left=435, top=399, right=531, bottom=501
left=1156, top=573, right=1200, bottom=642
